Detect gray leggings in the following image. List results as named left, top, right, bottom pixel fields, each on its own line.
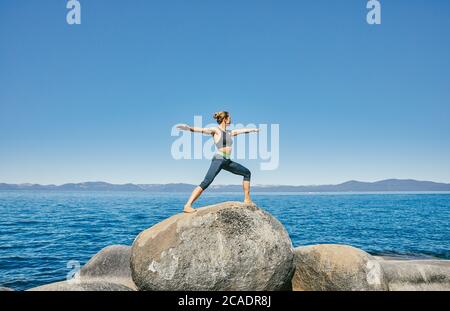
left=199, top=155, right=251, bottom=190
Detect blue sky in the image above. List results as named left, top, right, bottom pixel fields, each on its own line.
left=1, top=0, right=449, bottom=185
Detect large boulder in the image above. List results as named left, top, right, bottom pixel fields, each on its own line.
left=376, top=257, right=450, bottom=291
left=130, top=201, right=294, bottom=291
left=292, top=244, right=388, bottom=291
left=27, top=280, right=134, bottom=291
left=28, top=245, right=136, bottom=291
left=80, top=245, right=136, bottom=289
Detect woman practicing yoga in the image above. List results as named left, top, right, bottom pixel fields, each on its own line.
left=177, top=111, right=260, bottom=213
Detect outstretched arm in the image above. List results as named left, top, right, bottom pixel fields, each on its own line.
left=231, top=128, right=260, bottom=136
left=177, top=124, right=217, bottom=135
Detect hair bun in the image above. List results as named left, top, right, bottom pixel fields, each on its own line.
left=212, top=111, right=229, bottom=124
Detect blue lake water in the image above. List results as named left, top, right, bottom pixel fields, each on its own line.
left=0, top=190, right=449, bottom=291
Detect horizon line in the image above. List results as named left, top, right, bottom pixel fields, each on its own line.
left=1, top=178, right=450, bottom=187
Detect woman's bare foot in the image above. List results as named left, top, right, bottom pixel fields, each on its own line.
left=243, top=199, right=255, bottom=205
left=183, top=204, right=197, bottom=213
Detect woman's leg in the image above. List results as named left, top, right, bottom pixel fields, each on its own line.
left=222, top=160, right=253, bottom=204
left=184, top=159, right=223, bottom=213
left=243, top=180, right=251, bottom=204
left=183, top=186, right=204, bottom=213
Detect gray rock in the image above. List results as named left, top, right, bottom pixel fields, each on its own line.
left=80, top=244, right=136, bottom=289
left=0, top=287, right=14, bottom=291
left=27, top=244, right=137, bottom=291
left=131, top=201, right=294, bottom=291
left=377, top=258, right=450, bottom=291
left=27, top=280, right=134, bottom=291
left=292, top=244, right=388, bottom=291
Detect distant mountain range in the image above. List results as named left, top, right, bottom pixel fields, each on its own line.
left=1, top=179, right=450, bottom=192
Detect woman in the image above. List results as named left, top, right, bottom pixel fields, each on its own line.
left=177, top=111, right=260, bottom=213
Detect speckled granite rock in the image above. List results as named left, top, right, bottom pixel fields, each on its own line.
left=292, top=244, right=388, bottom=291
left=80, top=245, right=137, bottom=290
left=131, top=201, right=295, bottom=291
left=376, top=257, right=450, bottom=291
left=27, top=280, right=134, bottom=291
left=28, top=245, right=137, bottom=291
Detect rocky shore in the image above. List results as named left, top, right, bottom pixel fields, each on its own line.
left=21, top=201, right=449, bottom=291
